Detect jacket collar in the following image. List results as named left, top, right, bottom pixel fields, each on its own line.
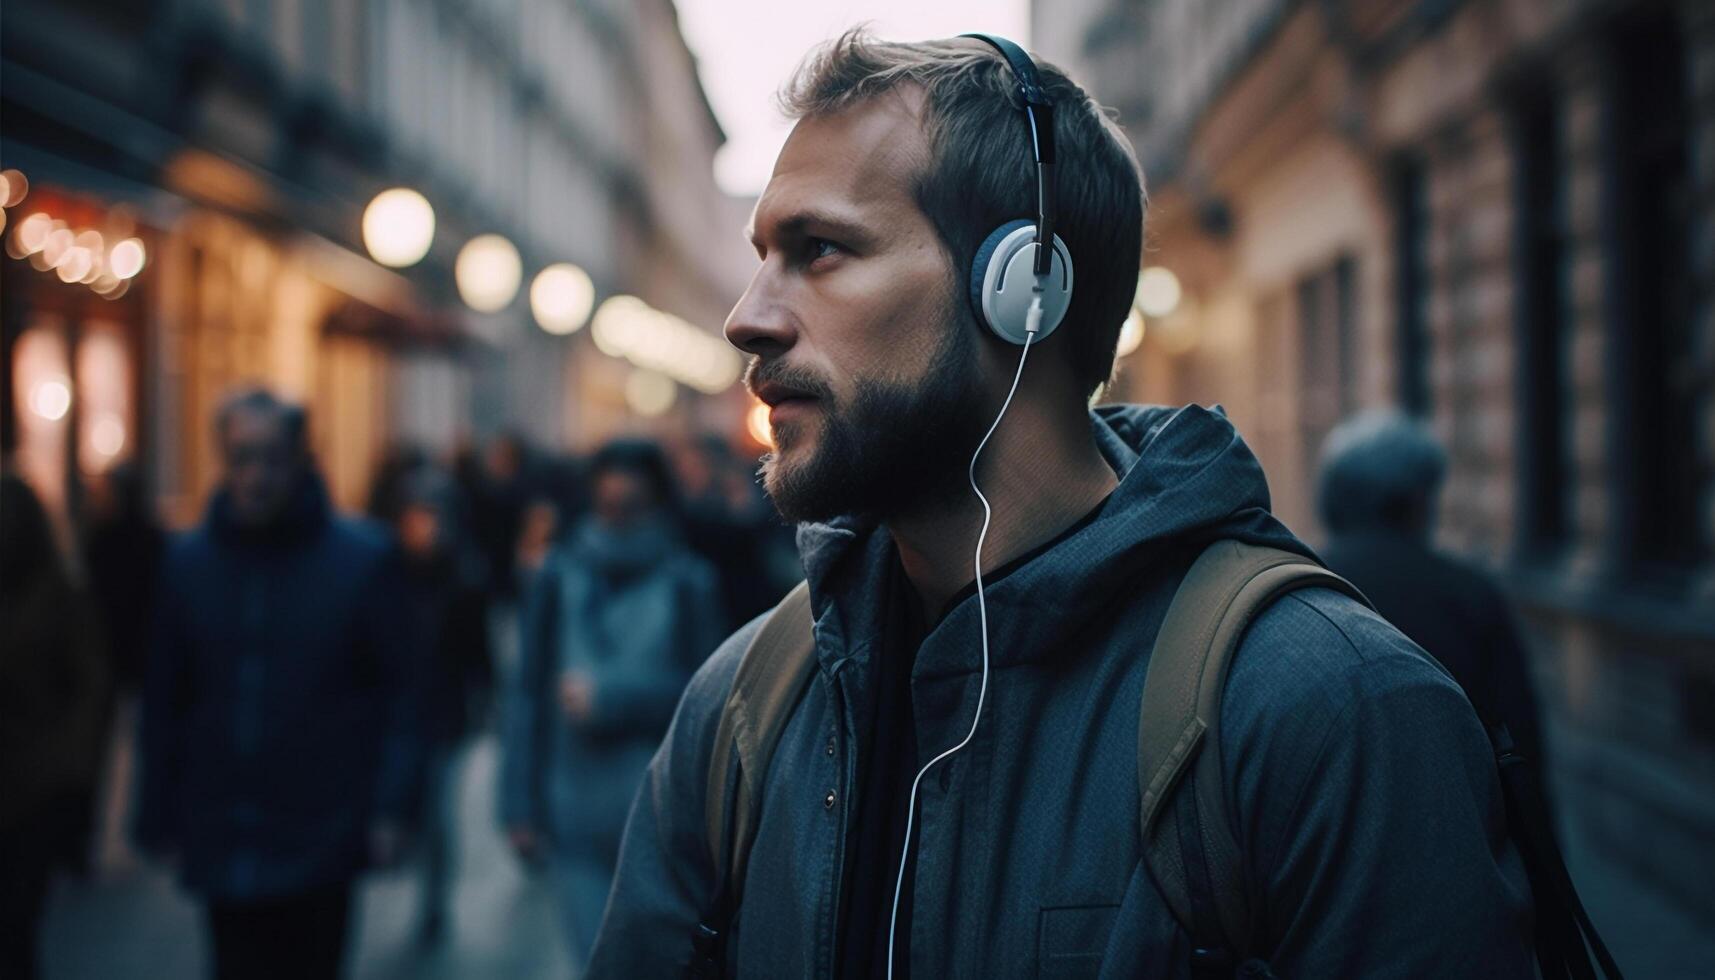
left=794, top=404, right=1314, bottom=679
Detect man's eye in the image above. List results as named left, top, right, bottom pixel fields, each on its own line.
left=806, top=238, right=842, bottom=262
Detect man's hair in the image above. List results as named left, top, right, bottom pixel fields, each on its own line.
left=214, top=386, right=308, bottom=452
left=781, top=30, right=1146, bottom=397
left=1316, top=411, right=1448, bottom=535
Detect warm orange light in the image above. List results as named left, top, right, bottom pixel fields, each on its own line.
left=0, top=169, right=26, bottom=207
left=15, top=212, right=52, bottom=253
left=746, top=401, right=773, bottom=448
left=109, top=238, right=146, bottom=279
left=1117, top=310, right=1146, bottom=358
left=29, top=378, right=71, bottom=421
left=56, top=248, right=93, bottom=283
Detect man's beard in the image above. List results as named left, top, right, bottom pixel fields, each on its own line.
left=751, top=311, right=989, bottom=524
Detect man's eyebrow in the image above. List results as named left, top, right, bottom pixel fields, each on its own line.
left=749, top=208, right=874, bottom=248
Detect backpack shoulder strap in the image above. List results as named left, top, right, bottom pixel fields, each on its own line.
left=704, top=580, right=818, bottom=908
left=1138, top=540, right=1369, bottom=970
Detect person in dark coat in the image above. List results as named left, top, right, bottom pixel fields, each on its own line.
left=136, top=388, right=420, bottom=980
left=467, top=433, right=530, bottom=601
left=500, top=439, right=724, bottom=970
left=1316, top=411, right=1549, bottom=769
left=0, top=473, right=110, bottom=980
left=84, top=461, right=166, bottom=692
left=391, top=468, right=492, bottom=945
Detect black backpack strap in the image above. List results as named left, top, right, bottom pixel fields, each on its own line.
left=1138, top=541, right=1370, bottom=976
left=1492, top=726, right=1625, bottom=979
left=692, top=582, right=818, bottom=976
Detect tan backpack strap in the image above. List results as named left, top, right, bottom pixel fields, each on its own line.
left=704, top=581, right=818, bottom=906
left=1138, top=541, right=1370, bottom=963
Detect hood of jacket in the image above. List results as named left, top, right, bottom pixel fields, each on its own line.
left=794, top=403, right=1314, bottom=680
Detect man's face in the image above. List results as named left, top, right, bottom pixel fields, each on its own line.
left=592, top=469, right=658, bottom=530
left=398, top=503, right=443, bottom=557
left=220, top=409, right=301, bottom=527
left=726, top=91, right=988, bottom=523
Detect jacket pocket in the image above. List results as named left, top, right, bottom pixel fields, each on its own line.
left=1037, top=904, right=1119, bottom=980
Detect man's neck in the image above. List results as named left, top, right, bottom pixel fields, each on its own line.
left=887, top=403, right=1118, bottom=623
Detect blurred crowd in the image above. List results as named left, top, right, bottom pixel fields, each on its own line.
left=1, top=384, right=1555, bottom=980
left=0, top=386, right=798, bottom=980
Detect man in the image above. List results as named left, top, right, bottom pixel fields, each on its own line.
left=590, top=33, right=1533, bottom=977
left=1317, top=412, right=1549, bottom=783
left=138, top=389, right=419, bottom=980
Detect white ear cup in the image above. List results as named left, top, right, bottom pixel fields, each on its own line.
left=978, top=226, right=1074, bottom=345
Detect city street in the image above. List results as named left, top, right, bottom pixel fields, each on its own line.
left=32, top=728, right=1715, bottom=979
left=38, top=737, right=572, bottom=980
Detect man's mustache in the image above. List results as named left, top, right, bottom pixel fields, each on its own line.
left=744, top=357, right=836, bottom=402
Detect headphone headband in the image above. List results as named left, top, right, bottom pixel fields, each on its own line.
left=960, top=33, right=1057, bottom=276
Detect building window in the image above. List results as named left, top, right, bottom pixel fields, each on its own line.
left=1509, top=85, right=1569, bottom=559
left=1298, top=254, right=1358, bottom=473
left=1601, top=8, right=1704, bottom=573
left=1394, top=158, right=1431, bottom=417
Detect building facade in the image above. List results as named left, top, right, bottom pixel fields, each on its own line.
left=2, top=0, right=748, bottom=529
left=1037, top=0, right=1715, bottom=961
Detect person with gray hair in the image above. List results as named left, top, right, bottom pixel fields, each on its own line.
left=1317, top=411, right=1548, bottom=782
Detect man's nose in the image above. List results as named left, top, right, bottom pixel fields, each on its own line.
left=724, top=265, right=797, bottom=357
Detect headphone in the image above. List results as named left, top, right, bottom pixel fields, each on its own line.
left=888, top=34, right=1067, bottom=979
left=962, top=33, right=1075, bottom=345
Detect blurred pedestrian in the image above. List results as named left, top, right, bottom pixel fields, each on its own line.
left=136, top=388, right=420, bottom=980
left=468, top=433, right=530, bottom=601
left=390, top=468, right=492, bottom=945
left=366, top=444, right=430, bottom=527
left=0, top=473, right=110, bottom=980
left=500, top=438, right=723, bottom=970
left=80, top=461, right=167, bottom=875
left=84, top=461, right=166, bottom=692
left=675, top=433, right=798, bottom=631
left=1317, top=411, right=1549, bottom=769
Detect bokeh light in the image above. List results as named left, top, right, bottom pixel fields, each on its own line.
left=455, top=234, right=522, bottom=312
left=746, top=401, right=773, bottom=448
left=1135, top=267, right=1182, bottom=318
left=624, top=369, right=678, bottom=417
left=109, top=238, right=146, bottom=279
left=91, top=413, right=127, bottom=457
left=29, top=378, right=72, bottom=421
left=1117, top=310, right=1146, bottom=358
left=530, top=263, right=595, bottom=335
left=0, top=169, right=26, bottom=207
left=362, top=188, right=436, bottom=268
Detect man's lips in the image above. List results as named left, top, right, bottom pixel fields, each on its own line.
left=749, top=373, right=824, bottom=432
left=752, top=381, right=819, bottom=409
left=766, top=396, right=818, bottom=426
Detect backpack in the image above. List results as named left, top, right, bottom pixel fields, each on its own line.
left=690, top=540, right=1622, bottom=979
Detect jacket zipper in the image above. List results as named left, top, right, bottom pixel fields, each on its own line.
left=823, top=666, right=857, bottom=980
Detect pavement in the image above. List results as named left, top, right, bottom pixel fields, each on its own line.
left=39, top=736, right=573, bottom=980
left=36, top=718, right=1714, bottom=979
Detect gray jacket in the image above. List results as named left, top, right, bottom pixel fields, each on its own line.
left=590, top=405, right=1534, bottom=978
left=501, top=520, right=725, bottom=859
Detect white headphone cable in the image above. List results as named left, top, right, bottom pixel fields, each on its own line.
left=886, top=294, right=1042, bottom=978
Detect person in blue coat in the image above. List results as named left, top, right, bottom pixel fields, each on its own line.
left=136, top=388, right=420, bottom=980
left=500, top=438, right=724, bottom=969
